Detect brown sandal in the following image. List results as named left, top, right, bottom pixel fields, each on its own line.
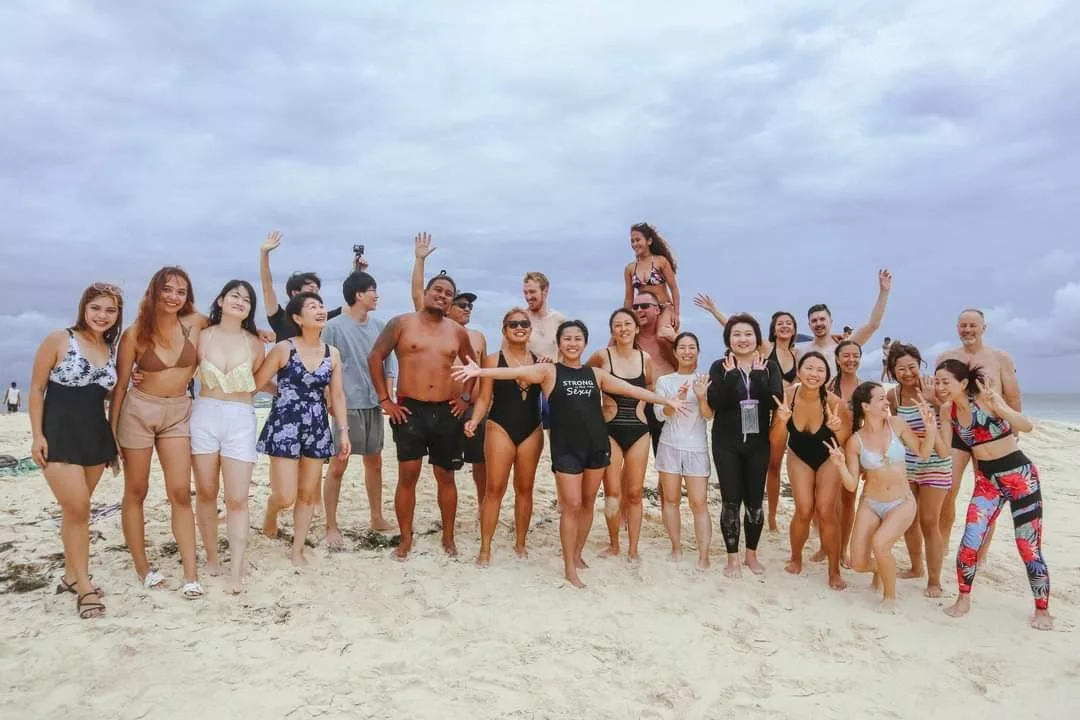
left=76, top=591, right=106, bottom=620
left=56, top=575, right=104, bottom=597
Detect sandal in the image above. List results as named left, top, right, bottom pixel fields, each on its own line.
left=142, top=569, right=167, bottom=590
left=77, top=591, right=106, bottom=619
left=56, top=574, right=104, bottom=597
left=182, top=581, right=204, bottom=599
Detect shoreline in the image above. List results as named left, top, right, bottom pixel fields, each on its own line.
left=0, top=412, right=1076, bottom=719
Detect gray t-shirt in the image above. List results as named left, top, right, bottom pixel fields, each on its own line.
left=323, top=313, right=396, bottom=410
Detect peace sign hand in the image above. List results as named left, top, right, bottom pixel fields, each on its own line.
left=823, top=437, right=846, bottom=467
left=722, top=354, right=736, bottom=373
left=975, top=378, right=1003, bottom=413
left=913, top=391, right=936, bottom=426
left=414, top=232, right=436, bottom=259
left=772, top=394, right=792, bottom=423
left=825, top=402, right=843, bottom=433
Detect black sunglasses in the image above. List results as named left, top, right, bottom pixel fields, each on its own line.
left=453, top=301, right=473, bottom=310
left=505, top=320, right=531, bottom=329
left=632, top=302, right=658, bottom=310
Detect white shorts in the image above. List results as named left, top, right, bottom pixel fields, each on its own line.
left=190, top=397, right=257, bottom=463
left=654, top=442, right=711, bottom=477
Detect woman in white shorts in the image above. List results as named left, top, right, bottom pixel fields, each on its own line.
left=654, top=332, right=714, bottom=569
left=190, top=280, right=266, bottom=594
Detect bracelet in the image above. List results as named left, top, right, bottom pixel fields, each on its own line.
left=378, top=396, right=390, bottom=404
left=338, top=425, right=349, bottom=433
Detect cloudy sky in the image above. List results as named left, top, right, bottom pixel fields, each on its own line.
left=2, top=0, right=1078, bottom=393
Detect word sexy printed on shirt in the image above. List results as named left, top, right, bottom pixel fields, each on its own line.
left=561, top=378, right=596, bottom=397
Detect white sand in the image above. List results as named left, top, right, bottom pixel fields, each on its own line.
left=0, top=411, right=1077, bottom=719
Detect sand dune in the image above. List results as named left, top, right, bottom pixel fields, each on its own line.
left=0, top=412, right=1076, bottom=719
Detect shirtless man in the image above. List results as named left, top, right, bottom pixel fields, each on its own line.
left=935, top=308, right=1023, bottom=556
left=369, top=273, right=478, bottom=559
left=522, top=271, right=567, bottom=429
left=797, top=269, right=892, bottom=376
left=411, top=233, right=489, bottom=508
left=632, top=289, right=677, bottom=453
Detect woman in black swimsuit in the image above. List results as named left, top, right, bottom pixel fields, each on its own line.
left=692, top=299, right=801, bottom=531
left=28, top=282, right=123, bottom=619
left=453, top=320, right=683, bottom=588
left=770, top=351, right=848, bottom=589
left=465, top=308, right=543, bottom=567
left=587, top=308, right=656, bottom=562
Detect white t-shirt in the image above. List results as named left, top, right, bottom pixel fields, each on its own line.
left=653, top=372, right=707, bottom=451
left=4, top=388, right=18, bottom=405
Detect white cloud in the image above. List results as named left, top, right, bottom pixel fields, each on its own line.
left=984, top=282, right=1080, bottom=356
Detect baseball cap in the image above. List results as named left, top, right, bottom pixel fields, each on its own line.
left=454, top=292, right=477, bottom=304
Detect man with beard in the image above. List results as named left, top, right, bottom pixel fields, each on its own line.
left=369, top=272, right=477, bottom=559
left=522, top=271, right=567, bottom=429
left=797, top=269, right=892, bottom=376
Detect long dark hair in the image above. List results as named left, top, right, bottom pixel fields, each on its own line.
left=850, top=381, right=881, bottom=433
left=608, top=307, right=640, bottom=349
left=768, top=311, right=797, bottom=345
left=72, top=283, right=124, bottom=350
left=829, top=339, right=862, bottom=394
left=797, top=351, right=831, bottom=409
left=208, top=279, right=258, bottom=335
left=936, top=359, right=986, bottom=398
left=630, top=222, right=678, bottom=272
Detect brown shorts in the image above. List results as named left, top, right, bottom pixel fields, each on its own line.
left=117, top=387, right=192, bottom=449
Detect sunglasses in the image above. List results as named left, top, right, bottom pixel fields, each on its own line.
left=505, top=320, right=531, bottom=329
left=632, top=303, right=658, bottom=310
left=453, top=301, right=473, bottom=310
left=92, top=282, right=122, bottom=295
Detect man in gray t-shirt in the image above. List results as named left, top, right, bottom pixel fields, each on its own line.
left=321, top=271, right=398, bottom=548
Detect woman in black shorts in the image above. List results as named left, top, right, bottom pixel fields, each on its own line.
left=465, top=307, right=543, bottom=567
left=454, top=320, right=684, bottom=588
left=27, top=283, right=123, bottom=619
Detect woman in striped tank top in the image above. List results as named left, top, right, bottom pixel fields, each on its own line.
left=887, top=343, right=952, bottom=598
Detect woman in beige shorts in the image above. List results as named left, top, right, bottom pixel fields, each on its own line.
left=111, top=266, right=208, bottom=598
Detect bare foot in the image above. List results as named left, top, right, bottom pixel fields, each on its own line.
left=598, top=545, right=619, bottom=559
left=575, top=556, right=589, bottom=570
left=443, top=541, right=458, bottom=557
left=768, top=518, right=779, bottom=533
left=809, top=548, right=826, bottom=563
left=391, top=544, right=411, bottom=561
left=724, top=559, right=742, bottom=579
left=205, top=561, right=222, bottom=577
left=924, top=584, right=943, bottom=598
left=697, top=556, right=710, bottom=571
left=944, top=595, right=971, bottom=618
left=828, top=573, right=847, bottom=591
left=1031, top=610, right=1054, bottom=631
left=325, top=528, right=345, bottom=552
left=627, top=550, right=640, bottom=564
left=564, top=569, right=586, bottom=589
left=369, top=518, right=396, bottom=532
left=840, top=554, right=851, bottom=570
left=898, top=567, right=924, bottom=579
left=475, top=549, right=491, bottom=568
left=228, top=579, right=245, bottom=595
left=871, top=572, right=882, bottom=591
left=744, top=556, right=766, bottom=576
left=878, top=598, right=899, bottom=614
left=784, top=559, right=802, bottom=575
left=668, top=550, right=682, bottom=562
left=262, top=512, right=278, bottom=537
left=290, top=553, right=309, bottom=568
left=514, top=545, right=528, bottom=559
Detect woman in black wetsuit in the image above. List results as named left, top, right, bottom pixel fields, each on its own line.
left=28, top=283, right=123, bottom=619
left=770, top=351, right=849, bottom=589
left=707, top=314, right=783, bottom=578
left=453, top=320, right=684, bottom=588
left=587, top=308, right=657, bottom=562
left=465, top=307, right=543, bottom=567
left=693, top=297, right=800, bottom=532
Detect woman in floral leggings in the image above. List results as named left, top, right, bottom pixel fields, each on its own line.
left=935, top=359, right=1051, bottom=630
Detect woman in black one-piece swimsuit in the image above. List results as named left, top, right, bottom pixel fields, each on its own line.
left=28, top=283, right=124, bottom=619
left=454, top=319, right=682, bottom=588
left=465, top=308, right=544, bottom=567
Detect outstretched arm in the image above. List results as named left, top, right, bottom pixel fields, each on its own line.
left=597, top=367, right=677, bottom=409
left=693, top=293, right=728, bottom=326
left=851, top=269, right=892, bottom=346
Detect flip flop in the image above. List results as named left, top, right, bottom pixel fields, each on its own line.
left=56, top=574, right=104, bottom=597
left=182, top=581, right=204, bottom=599
left=142, top=569, right=167, bottom=590
left=77, top=591, right=106, bottom=619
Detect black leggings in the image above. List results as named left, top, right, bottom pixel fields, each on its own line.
left=712, top=442, right=770, bottom=553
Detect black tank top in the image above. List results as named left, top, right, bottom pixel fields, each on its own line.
left=606, top=348, right=646, bottom=426
left=548, top=363, right=609, bottom=456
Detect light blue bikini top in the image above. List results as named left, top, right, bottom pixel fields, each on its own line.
left=856, top=428, right=906, bottom=470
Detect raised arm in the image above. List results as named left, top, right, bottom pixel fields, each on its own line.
left=980, top=380, right=1033, bottom=434
left=693, top=293, right=728, bottom=326
left=850, top=269, right=892, bottom=346
left=259, top=230, right=283, bottom=317
left=411, top=232, right=435, bottom=311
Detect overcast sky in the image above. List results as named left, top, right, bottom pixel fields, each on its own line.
left=2, top=1, right=1078, bottom=393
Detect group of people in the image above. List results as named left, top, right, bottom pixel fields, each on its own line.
left=26, top=224, right=1051, bottom=632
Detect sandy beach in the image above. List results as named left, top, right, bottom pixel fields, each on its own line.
left=1, top=410, right=1077, bottom=720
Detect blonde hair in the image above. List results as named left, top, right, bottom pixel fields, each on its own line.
left=522, top=271, right=549, bottom=291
